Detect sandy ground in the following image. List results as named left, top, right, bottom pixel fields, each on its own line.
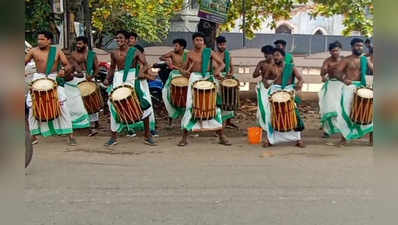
left=25, top=99, right=374, bottom=225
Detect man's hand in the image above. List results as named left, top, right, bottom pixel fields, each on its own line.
left=214, top=73, right=223, bottom=80
left=295, top=83, right=303, bottom=91
left=321, top=76, right=328, bottom=83
left=103, top=79, right=109, bottom=86
left=344, top=79, right=352, bottom=86
left=58, top=69, right=65, bottom=78
left=226, top=74, right=233, bottom=79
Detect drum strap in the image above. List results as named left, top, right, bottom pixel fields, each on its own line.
left=224, top=50, right=231, bottom=74
left=201, top=48, right=212, bottom=76
left=360, top=56, right=368, bottom=87
left=86, top=50, right=96, bottom=76
left=123, top=47, right=137, bottom=82
left=285, top=53, right=294, bottom=64
left=281, top=63, right=294, bottom=89
left=45, top=46, right=57, bottom=75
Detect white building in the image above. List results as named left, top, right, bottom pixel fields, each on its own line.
left=171, top=1, right=347, bottom=35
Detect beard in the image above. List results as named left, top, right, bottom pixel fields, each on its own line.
left=275, top=60, right=282, bottom=65
left=77, top=47, right=85, bottom=52
left=217, top=47, right=225, bottom=52
left=353, top=49, right=362, bottom=56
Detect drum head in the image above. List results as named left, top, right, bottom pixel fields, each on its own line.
left=78, top=81, right=97, bottom=97
left=111, top=86, right=133, bottom=101
left=171, top=76, right=188, bottom=87
left=193, top=80, right=215, bottom=90
left=357, top=88, right=373, bottom=99
left=221, top=79, right=239, bottom=87
left=271, top=91, right=291, bottom=103
left=32, top=78, right=55, bottom=91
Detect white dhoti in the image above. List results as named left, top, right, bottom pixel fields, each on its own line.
left=318, top=79, right=344, bottom=135
left=73, top=77, right=99, bottom=126
left=64, top=77, right=90, bottom=129
left=27, top=73, right=73, bottom=137
left=256, top=82, right=302, bottom=144
left=181, top=72, right=223, bottom=132
left=108, top=69, right=154, bottom=133
left=335, top=81, right=373, bottom=140
left=162, top=70, right=186, bottom=119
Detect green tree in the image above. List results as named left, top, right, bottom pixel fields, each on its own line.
left=90, top=0, right=184, bottom=42
left=221, top=0, right=373, bottom=38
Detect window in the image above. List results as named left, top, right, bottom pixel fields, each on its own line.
left=275, top=25, right=292, bottom=34
left=314, top=29, right=324, bottom=35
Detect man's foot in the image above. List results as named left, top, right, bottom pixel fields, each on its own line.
left=126, top=131, right=136, bottom=137
left=151, top=130, right=159, bottom=137
left=31, top=136, right=39, bottom=145
left=144, top=137, right=157, bottom=146
left=322, top=132, right=330, bottom=138
left=177, top=139, right=188, bottom=147
left=337, top=138, right=347, bottom=147
left=219, top=135, right=232, bottom=146
left=94, top=121, right=100, bottom=129
left=104, top=138, right=118, bottom=147
left=88, top=129, right=98, bottom=137
left=225, top=121, right=239, bottom=129
left=296, top=140, right=305, bottom=148
left=68, top=137, right=77, bottom=146
left=262, top=141, right=272, bottom=148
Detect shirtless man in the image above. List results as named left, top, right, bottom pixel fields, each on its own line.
left=253, top=45, right=276, bottom=87
left=178, top=32, right=231, bottom=146
left=335, top=38, right=374, bottom=146
left=160, top=39, right=188, bottom=126
left=255, top=47, right=305, bottom=148
left=214, top=36, right=238, bottom=129
left=104, top=30, right=155, bottom=146
left=274, top=39, right=294, bottom=64
left=128, top=32, right=138, bottom=47
left=24, top=31, right=76, bottom=145
left=319, top=41, right=344, bottom=138
left=70, top=36, right=100, bottom=136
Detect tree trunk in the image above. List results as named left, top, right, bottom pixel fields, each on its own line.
left=82, top=0, right=93, bottom=49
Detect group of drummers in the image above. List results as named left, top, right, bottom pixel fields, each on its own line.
left=24, top=30, right=374, bottom=148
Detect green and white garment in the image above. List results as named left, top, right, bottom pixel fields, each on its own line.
left=162, top=51, right=188, bottom=119
left=86, top=50, right=100, bottom=124
left=318, top=79, right=344, bottom=135
left=181, top=48, right=223, bottom=132
left=64, top=78, right=91, bottom=130
left=107, top=47, right=155, bottom=133
left=26, top=46, right=73, bottom=136
left=334, top=56, right=373, bottom=140
left=256, top=63, right=304, bottom=144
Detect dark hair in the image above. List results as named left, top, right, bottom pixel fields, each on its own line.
left=130, top=32, right=138, bottom=39
left=38, top=31, right=53, bottom=40
left=329, top=41, right=342, bottom=51
left=274, top=39, right=287, bottom=47
left=350, top=38, right=364, bottom=47
left=116, top=30, right=130, bottom=39
left=273, top=48, right=286, bottom=57
left=76, top=36, right=88, bottom=44
left=261, top=45, right=275, bottom=55
left=365, top=38, right=371, bottom=44
left=134, top=44, right=144, bottom=53
left=216, top=36, right=227, bottom=44
left=192, top=32, right=205, bottom=40
left=173, top=39, right=187, bottom=49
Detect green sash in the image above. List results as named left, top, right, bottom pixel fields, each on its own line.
left=201, top=48, right=212, bottom=76
left=285, top=53, right=293, bottom=64
left=224, top=50, right=231, bottom=74
left=281, top=63, right=294, bottom=89
left=86, top=50, right=96, bottom=76
left=360, top=55, right=368, bottom=87
left=183, top=51, right=188, bottom=63
left=123, top=47, right=137, bottom=82
left=134, top=64, right=151, bottom=110
left=45, top=46, right=57, bottom=75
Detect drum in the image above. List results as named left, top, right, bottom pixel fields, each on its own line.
left=269, top=90, right=297, bottom=132
left=220, top=78, right=240, bottom=111
left=350, top=87, right=373, bottom=125
left=110, top=85, right=143, bottom=124
left=78, top=81, right=104, bottom=114
left=170, top=76, right=188, bottom=108
left=30, top=78, right=60, bottom=122
left=192, top=80, right=217, bottom=120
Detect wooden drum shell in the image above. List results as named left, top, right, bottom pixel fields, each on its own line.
left=350, top=88, right=373, bottom=125
left=31, top=78, right=60, bottom=122
left=170, top=77, right=188, bottom=108
left=78, top=81, right=104, bottom=114
left=220, top=78, right=240, bottom=111
left=110, top=85, right=143, bottom=124
left=269, top=91, right=298, bottom=132
left=192, top=81, right=217, bottom=120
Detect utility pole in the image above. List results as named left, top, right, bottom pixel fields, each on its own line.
left=242, top=0, right=246, bottom=48
left=82, top=0, right=93, bottom=50
left=63, top=0, right=69, bottom=49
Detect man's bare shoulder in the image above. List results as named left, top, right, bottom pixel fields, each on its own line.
left=29, top=47, right=41, bottom=55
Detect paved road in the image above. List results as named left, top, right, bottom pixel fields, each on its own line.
left=25, top=136, right=373, bottom=225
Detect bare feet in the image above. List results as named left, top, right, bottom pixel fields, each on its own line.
left=296, top=140, right=305, bottom=148
left=177, top=139, right=187, bottom=147
left=262, top=141, right=272, bottom=148
left=337, top=138, right=347, bottom=147
left=68, top=137, right=77, bottom=146
left=219, top=135, right=232, bottom=146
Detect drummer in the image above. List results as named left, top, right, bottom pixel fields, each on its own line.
left=335, top=38, right=374, bottom=146
left=254, top=47, right=305, bottom=148
left=159, top=38, right=188, bottom=127
left=67, top=36, right=99, bottom=136
left=318, top=41, right=344, bottom=138
left=214, top=36, right=238, bottom=129
left=178, top=32, right=231, bottom=146
left=274, top=39, right=294, bottom=64
left=24, top=31, right=77, bottom=146
left=103, top=30, right=156, bottom=146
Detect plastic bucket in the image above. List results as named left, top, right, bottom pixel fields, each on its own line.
left=247, top=127, right=262, bottom=144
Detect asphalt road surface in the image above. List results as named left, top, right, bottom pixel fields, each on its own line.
left=25, top=135, right=373, bottom=225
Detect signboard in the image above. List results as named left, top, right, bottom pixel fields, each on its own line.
left=198, top=0, right=230, bottom=24
left=52, top=0, right=64, bottom=14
